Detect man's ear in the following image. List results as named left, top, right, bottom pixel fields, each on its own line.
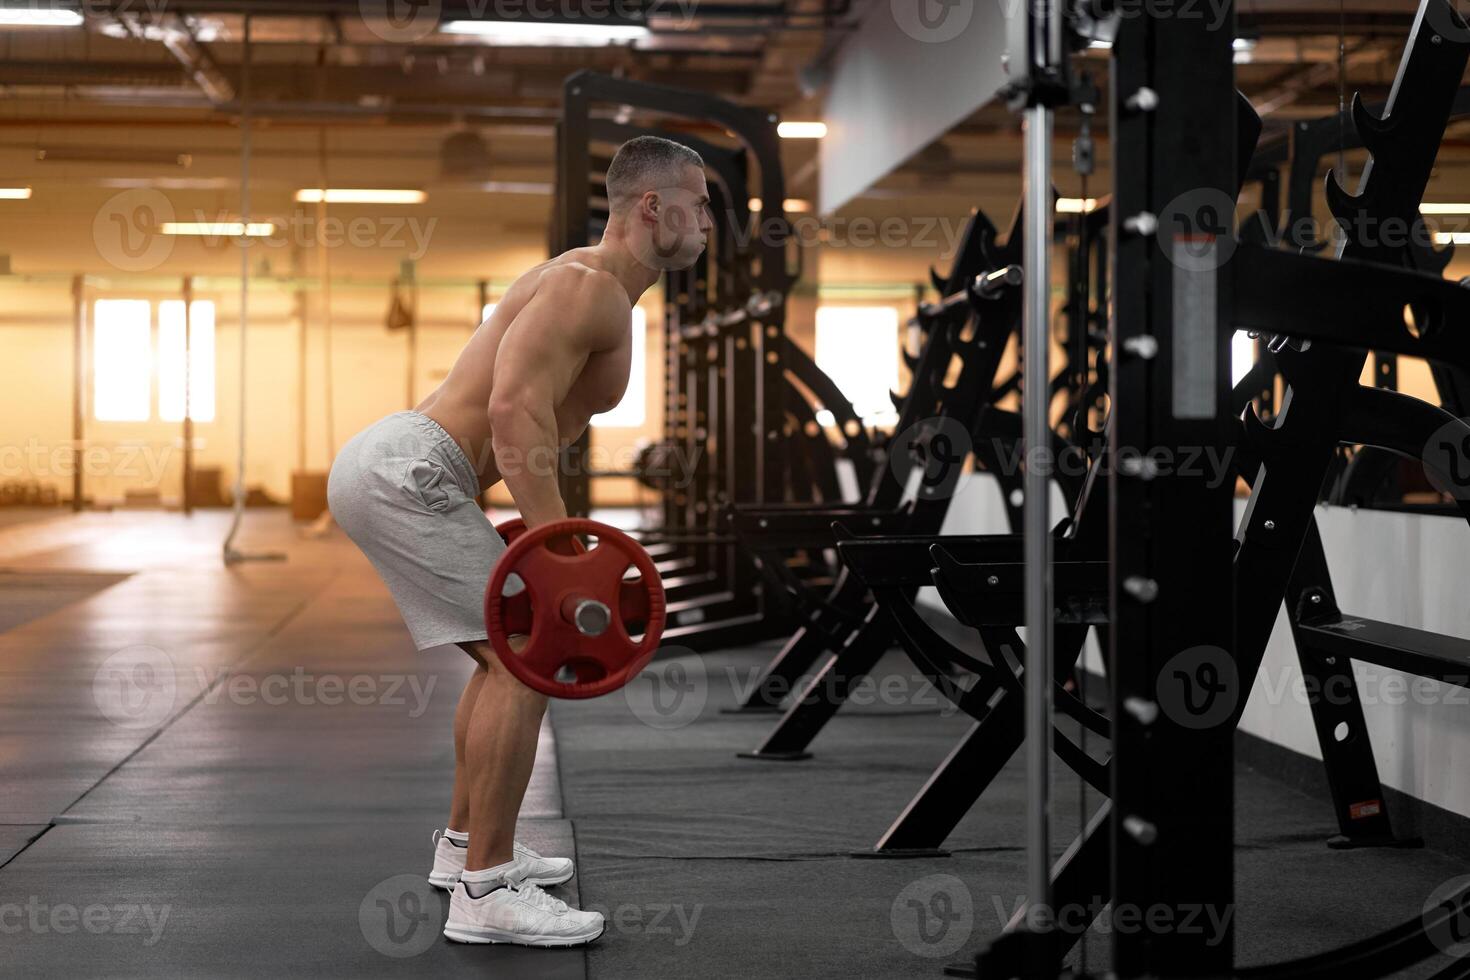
left=639, top=190, right=661, bottom=227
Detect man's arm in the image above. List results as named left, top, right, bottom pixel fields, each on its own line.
left=488, top=266, right=626, bottom=528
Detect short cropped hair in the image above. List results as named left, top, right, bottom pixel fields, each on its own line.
left=605, top=136, right=704, bottom=212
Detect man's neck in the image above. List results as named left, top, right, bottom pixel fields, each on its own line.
left=591, top=234, right=662, bottom=305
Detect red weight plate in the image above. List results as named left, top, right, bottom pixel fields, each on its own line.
left=494, top=518, right=527, bottom=545
left=484, top=518, right=665, bottom=699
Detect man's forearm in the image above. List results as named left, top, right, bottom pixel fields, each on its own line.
left=490, top=408, right=568, bottom=528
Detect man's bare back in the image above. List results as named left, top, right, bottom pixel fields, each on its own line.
left=412, top=151, right=709, bottom=531
left=414, top=247, right=639, bottom=496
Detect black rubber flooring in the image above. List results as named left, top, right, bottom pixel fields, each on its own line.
left=1, top=511, right=1466, bottom=979
left=0, top=512, right=581, bottom=979
left=0, top=569, right=130, bottom=634
left=552, top=647, right=1470, bottom=979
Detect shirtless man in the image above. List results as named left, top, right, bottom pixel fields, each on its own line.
left=327, top=136, right=710, bottom=947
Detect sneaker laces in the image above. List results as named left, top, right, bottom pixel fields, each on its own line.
left=509, top=880, right=567, bottom=914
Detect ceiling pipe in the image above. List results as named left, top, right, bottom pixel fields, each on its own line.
left=1253, top=37, right=1388, bottom=117
left=102, top=7, right=235, bottom=104
left=158, top=15, right=236, bottom=104
left=83, top=0, right=799, bottom=20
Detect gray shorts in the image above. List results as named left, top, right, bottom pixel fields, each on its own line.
left=328, top=411, right=520, bottom=651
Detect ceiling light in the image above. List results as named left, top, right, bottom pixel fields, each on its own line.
left=461, top=180, right=553, bottom=195
left=748, top=198, right=814, bottom=213
left=1422, top=203, right=1470, bottom=214
left=439, top=21, right=648, bottom=45
left=0, top=187, right=33, bottom=199
left=1057, top=198, right=1099, bottom=213
left=0, top=7, right=82, bottom=26
left=295, top=189, right=426, bottom=204
left=777, top=121, right=827, bottom=139
left=38, top=147, right=191, bottom=167
left=162, top=222, right=275, bottom=237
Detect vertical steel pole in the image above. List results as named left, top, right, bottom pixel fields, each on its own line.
left=294, top=286, right=308, bottom=473
left=405, top=277, right=417, bottom=409
left=1022, top=104, right=1054, bottom=924
left=182, top=275, right=194, bottom=515
left=71, top=274, right=85, bottom=513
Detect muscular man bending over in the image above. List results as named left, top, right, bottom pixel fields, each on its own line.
left=328, top=136, right=710, bottom=948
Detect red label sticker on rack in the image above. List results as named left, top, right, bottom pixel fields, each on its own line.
left=1349, top=800, right=1383, bottom=820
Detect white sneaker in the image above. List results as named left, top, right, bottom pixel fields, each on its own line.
left=428, top=830, right=467, bottom=890
left=512, top=840, right=575, bottom=887
left=429, top=831, right=576, bottom=890
left=443, top=868, right=604, bottom=947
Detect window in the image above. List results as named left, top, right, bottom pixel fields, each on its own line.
left=1232, top=330, right=1256, bottom=387
left=159, top=300, right=216, bottom=422
left=93, top=298, right=216, bottom=422
left=93, top=300, right=152, bottom=422
left=592, top=307, right=647, bottom=428
left=814, top=306, right=900, bottom=426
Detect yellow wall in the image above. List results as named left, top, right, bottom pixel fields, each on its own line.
left=0, top=275, right=674, bottom=508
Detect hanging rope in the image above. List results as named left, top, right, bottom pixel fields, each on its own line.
left=222, top=13, right=285, bottom=565
left=1337, top=0, right=1348, bottom=181
left=319, top=125, right=337, bottom=463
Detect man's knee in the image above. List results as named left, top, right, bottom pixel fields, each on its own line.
left=457, top=641, right=492, bottom=670
left=466, top=641, right=549, bottom=708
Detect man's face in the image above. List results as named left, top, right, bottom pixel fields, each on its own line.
left=630, top=165, right=712, bottom=272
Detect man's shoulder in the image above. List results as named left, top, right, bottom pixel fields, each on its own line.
left=540, top=260, right=620, bottom=294
left=538, top=262, right=628, bottom=319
